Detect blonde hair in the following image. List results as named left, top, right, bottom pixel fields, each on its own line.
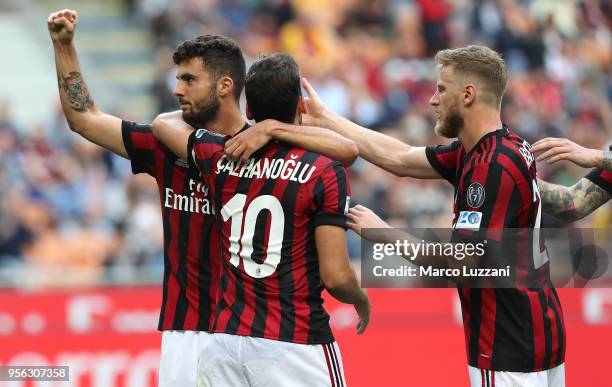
left=435, top=45, right=508, bottom=107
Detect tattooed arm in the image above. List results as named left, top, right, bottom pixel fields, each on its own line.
left=538, top=178, right=610, bottom=222
left=604, top=150, right=612, bottom=171
left=48, top=9, right=127, bottom=158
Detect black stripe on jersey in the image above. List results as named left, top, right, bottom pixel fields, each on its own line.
left=503, top=186, right=522, bottom=228
left=212, top=266, right=230, bottom=332
left=479, top=165, right=503, bottom=229
left=467, top=289, right=482, bottom=366
left=496, top=144, right=533, bottom=191
left=211, top=143, right=234, bottom=333
left=425, top=144, right=459, bottom=184
left=315, top=162, right=349, bottom=228
left=332, top=162, right=348, bottom=211
left=459, top=140, right=490, bottom=194
left=224, top=157, right=260, bottom=335
left=225, top=267, right=247, bottom=335
left=158, top=152, right=174, bottom=330
left=308, top=176, right=334, bottom=343
left=278, top=151, right=317, bottom=341
left=121, top=120, right=156, bottom=175
left=491, top=289, right=533, bottom=371
left=250, top=147, right=291, bottom=338
left=551, top=288, right=566, bottom=364
left=121, top=121, right=136, bottom=153
left=476, top=138, right=491, bottom=164
left=538, top=291, right=553, bottom=369
left=197, top=220, right=214, bottom=330
left=172, top=167, right=192, bottom=328
left=548, top=292, right=565, bottom=366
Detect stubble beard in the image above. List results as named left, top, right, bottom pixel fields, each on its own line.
left=434, top=99, right=464, bottom=139
left=182, top=88, right=220, bottom=128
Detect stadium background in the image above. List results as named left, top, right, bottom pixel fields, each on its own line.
left=0, top=0, right=610, bottom=385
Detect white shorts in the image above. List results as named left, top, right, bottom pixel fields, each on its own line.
left=159, top=330, right=212, bottom=387
left=468, top=363, right=565, bottom=387
left=196, top=333, right=346, bottom=387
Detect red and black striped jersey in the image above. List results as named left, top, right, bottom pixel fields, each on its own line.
left=121, top=121, right=221, bottom=331
left=188, top=128, right=351, bottom=345
left=425, top=126, right=566, bottom=372
left=585, top=145, right=612, bottom=195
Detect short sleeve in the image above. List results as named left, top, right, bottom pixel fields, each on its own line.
left=313, top=162, right=351, bottom=228
left=188, top=129, right=225, bottom=176
left=121, top=120, right=157, bottom=175
left=425, top=141, right=462, bottom=185
left=584, top=168, right=612, bottom=195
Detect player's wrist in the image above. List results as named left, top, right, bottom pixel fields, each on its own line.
left=318, top=109, right=336, bottom=128
left=52, top=40, right=75, bottom=51
left=586, top=149, right=604, bottom=168
left=593, top=149, right=605, bottom=168
left=266, top=119, right=289, bottom=139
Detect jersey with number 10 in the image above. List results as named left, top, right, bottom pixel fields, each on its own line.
left=189, top=128, right=351, bottom=345
left=426, top=126, right=566, bottom=372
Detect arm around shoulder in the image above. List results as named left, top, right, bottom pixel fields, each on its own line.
left=151, top=111, right=194, bottom=160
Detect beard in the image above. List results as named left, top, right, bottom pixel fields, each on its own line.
left=434, top=99, right=464, bottom=138
left=181, top=88, right=220, bottom=128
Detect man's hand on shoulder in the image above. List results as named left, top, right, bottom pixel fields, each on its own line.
left=224, top=119, right=277, bottom=162
left=532, top=137, right=604, bottom=169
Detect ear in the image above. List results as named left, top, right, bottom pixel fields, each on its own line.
left=217, top=76, right=234, bottom=98
left=296, top=96, right=306, bottom=125
left=463, top=84, right=476, bottom=106
left=297, top=95, right=307, bottom=115
left=246, top=103, right=253, bottom=120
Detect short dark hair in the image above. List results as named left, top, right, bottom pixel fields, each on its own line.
left=245, top=53, right=301, bottom=123
left=173, top=34, right=246, bottom=101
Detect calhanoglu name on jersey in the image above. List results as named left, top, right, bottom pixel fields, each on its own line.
left=216, top=155, right=317, bottom=182
left=372, top=265, right=511, bottom=278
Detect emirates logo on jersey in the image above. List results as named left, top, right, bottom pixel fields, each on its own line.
left=466, top=182, right=485, bottom=208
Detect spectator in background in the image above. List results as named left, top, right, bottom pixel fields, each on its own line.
left=1, top=0, right=609, bottom=286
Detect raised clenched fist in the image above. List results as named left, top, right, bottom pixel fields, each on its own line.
left=47, top=9, right=78, bottom=45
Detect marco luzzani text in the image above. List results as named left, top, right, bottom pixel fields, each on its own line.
left=371, top=240, right=511, bottom=279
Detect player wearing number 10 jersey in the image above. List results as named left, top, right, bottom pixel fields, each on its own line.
left=153, top=53, right=370, bottom=387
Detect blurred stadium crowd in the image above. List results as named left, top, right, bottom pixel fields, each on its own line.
left=0, top=0, right=610, bottom=287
